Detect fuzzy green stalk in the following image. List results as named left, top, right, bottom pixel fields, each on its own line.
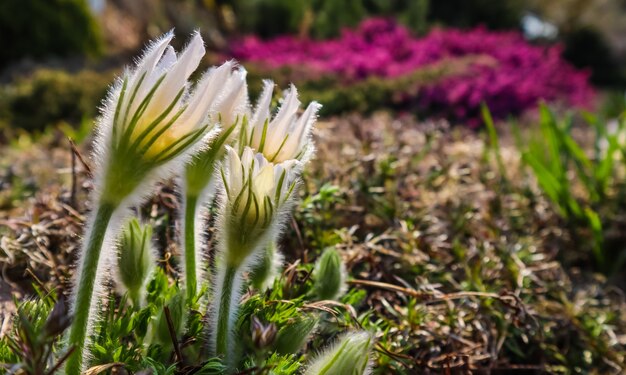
left=215, top=264, right=238, bottom=357
left=182, top=123, right=238, bottom=303
left=65, top=202, right=117, bottom=375
left=210, top=221, right=266, bottom=363
left=183, top=194, right=199, bottom=302
left=212, top=220, right=272, bottom=362
left=64, top=152, right=147, bottom=374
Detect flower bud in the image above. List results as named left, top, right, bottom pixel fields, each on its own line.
left=249, top=241, right=283, bottom=290
left=117, top=218, right=155, bottom=307
left=305, top=331, right=374, bottom=375
left=273, top=315, right=317, bottom=355
left=250, top=316, right=277, bottom=350
left=312, top=247, right=346, bottom=301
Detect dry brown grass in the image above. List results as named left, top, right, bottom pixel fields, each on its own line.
left=1, top=113, right=625, bottom=372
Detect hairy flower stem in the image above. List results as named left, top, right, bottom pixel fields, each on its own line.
left=66, top=202, right=117, bottom=375
left=183, top=194, right=199, bottom=302
left=215, top=264, right=238, bottom=358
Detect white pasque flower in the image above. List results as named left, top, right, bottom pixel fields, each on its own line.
left=184, top=62, right=249, bottom=197
left=97, top=31, right=220, bottom=203
left=219, top=146, right=299, bottom=266
left=245, top=81, right=322, bottom=164
left=68, top=31, right=226, bottom=375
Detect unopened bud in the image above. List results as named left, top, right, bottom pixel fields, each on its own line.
left=43, top=296, right=72, bottom=338
left=312, top=247, right=346, bottom=301
left=249, top=241, right=283, bottom=290
left=117, top=218, right=155, bottom=307
left=273, top=315, right=317, bottom=355
left=250, top=315, right=277, bottom=350
left=305, top=331, right=374, bottom=375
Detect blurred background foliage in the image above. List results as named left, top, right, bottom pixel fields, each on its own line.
left=224, top=0, right=430, bottom=38
left=1, top=0, right=626, bottom=133
left=222, top=0, right=626, bottom=86
left=4, top=70, right=113, bottom=132
left=0, top=0, right=103, bottom=67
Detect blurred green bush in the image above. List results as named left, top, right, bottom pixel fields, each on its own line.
left=0, top=56, right=472, bottom=135
left=428, top=0, right=525, bottom=29
left=0, top=0, right=103, bottom=67
left=223, top=0, right=527, bottom=38
left=0, top=69, right=112, bottom=132
left=222, top=0, right=429, bottom=38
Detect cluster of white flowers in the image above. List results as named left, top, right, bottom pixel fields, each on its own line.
left=67, top=30, right=324, bottom=374
left=67, top=30, right=374, bottom=375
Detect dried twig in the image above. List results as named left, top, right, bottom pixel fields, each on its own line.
left=164, top=306, right=184, bottom=365
left=45, top=346, right=75, bottom=375
left=69, top=138, right=92, bottom=177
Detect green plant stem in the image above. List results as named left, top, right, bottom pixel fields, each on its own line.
left=66, top=202, right=117, bottom=375
left=184, top=194, right=198, bottom=302
left=215, top=264, right=238, bottom=358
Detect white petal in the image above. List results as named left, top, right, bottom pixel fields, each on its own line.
left=215, top=67, right=249, bottom=129
left=203, top=61, right=237, bottom=111
left=254, top=152, right=269, bottom=170
left=253, top=164, right=276, bottom=197
left=147, top=32, right=205, bottom=123
left=296, top=101, right=322, bottom=137
left=276, top=101, right=321, bottom=161
left=226, top=146, right=243, bottom=192
left=123, top=31, right=173, bottom=120
left=265, top=85, right=300, bottom=152
left=131, top=46, right=177, bottom=114
left=274, top=161, right=298, bottom=202
left=132, top=31, right=174, bottom=87
left=272, top=163, right=286, bottom=187
left=180, top=61, right=236, bottom=130
left=271, top=84, right=300, bottom=134
left=156, top=46, right=177, bottom=73
left=251, top=80, right=275, bottom=129
left=241, top=146, right=256, bottom=172
left=249, top=80, right=274, bottom=149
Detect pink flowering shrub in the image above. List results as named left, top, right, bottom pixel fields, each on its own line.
left=232, top=18, right=595, bottom=125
